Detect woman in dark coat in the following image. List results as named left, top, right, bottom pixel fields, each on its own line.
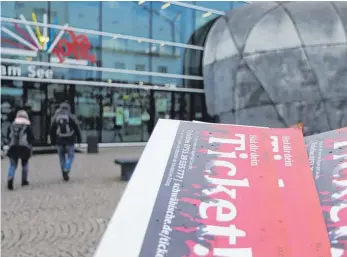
left=7, top=110, right=34, bottom=190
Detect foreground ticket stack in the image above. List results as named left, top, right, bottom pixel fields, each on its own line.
left=306, top=127, right=347, bottom=257
left=94, top=120, right=331, bottom=257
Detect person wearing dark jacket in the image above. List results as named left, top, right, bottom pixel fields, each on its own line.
left=6, top=110, right=34, bottom=190
left=49, top=103, right=82, bottom=181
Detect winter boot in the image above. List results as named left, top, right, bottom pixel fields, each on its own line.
left=7, top=179, right=14, bottom=190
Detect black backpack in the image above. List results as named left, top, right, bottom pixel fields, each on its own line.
left=9, top=124, right=28, bottom=146
left=55, top=113, right=74, bottom=138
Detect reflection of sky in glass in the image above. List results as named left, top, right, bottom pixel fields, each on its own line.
left=0, top=1, right=248, bottom=87
left=194, top=1, right=232, bottom=11
left=102, top=1, right=149, bottom=38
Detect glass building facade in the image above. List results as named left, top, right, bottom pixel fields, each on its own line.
left=0, top=1, right=246, bottom=146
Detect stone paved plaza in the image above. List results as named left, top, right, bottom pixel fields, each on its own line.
left=1, top=147, right=144, bottom=257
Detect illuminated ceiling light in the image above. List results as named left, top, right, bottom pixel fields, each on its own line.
left=139, top=81, right=144, bottom=85
left=161, top=2, right=170, bottom=9
left=107, top=79, right=112, bottom=84
left=160, top=43, right=165, bottom=47
left=138, top=1, right=145, bottom=5
left=26, top=57, right=32, bottom=61
left=202, top=11, right=212, bottom=18
left=39, top=36, right=49, bottom=43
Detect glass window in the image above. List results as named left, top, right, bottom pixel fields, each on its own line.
left=115, top=62, right=126, bottom=69
left=101, top=37, right=150, bottom=82
left=102, top=1, right=150, bottom=37
left=194, top=1, right=233, bottom=12
left=153, top=91, right=172, bottom=121
left=174, top=92, right=191, bottom=120
left=101, top=1, right=151, bottom=84
left=158, top=66, right=168, bottom=73
left=1, top=80, right=24, bottom=137
left=1, top=2, right=48, bottom=21
left=195, top=9, right=220, bottom=31
left=151, top=2, right=194, bottom=45
left=135, top=64, right=146, bottom=71
left=101, top=87, right=150, bottom=143
left=75, top=85, right=101, bottom=143
left=193, top=1, right=247, bottom=13
left=50, top=2, right=100, bottom=30
left=150, top=4, right=205, bottom=87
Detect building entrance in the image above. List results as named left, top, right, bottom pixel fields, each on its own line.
left=1, top=79, right=207, bottom=146
left=23, top=83, right=74, bottom=146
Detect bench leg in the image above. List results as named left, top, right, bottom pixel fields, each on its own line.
left=121, top=164, right=136, bottom=181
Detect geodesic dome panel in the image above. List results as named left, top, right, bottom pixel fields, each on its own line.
left=203, top=1, right=347, bottom=135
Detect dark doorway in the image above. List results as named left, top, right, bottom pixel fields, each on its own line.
left=23, top=82, right=74, bottom=146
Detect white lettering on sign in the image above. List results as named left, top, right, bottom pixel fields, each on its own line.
left=1, top=65, right=53, bottom=79
left=28, top=65, right=53, bottom=79
left=1, top=65, right=21, bottom=76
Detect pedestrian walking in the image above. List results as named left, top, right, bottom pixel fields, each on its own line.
left=6, top=110, right=34, bottom=190
left=49, top=103, right=82, bottom=181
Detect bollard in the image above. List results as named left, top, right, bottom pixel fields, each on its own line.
left=87, top=135, right=98, bottom=154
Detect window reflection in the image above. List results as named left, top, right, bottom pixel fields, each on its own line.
left=195, top=10, right=220, bottom=30
left=194, top=1, right=232, bottom=12
left=102, top=1, right=150, bottom=37
left=1, top=80, right=23, bottom=139
left=50, top=2, right=99, bottom=30
left=1, top=2, right=48, bottom=21
left=101, top=87, right=150, bottom=143
left=101, top=1, right=150, bottom=84
left=154, top=91, right=172, bottom=121
left=151, top=2, right=194, bottom=45
left=174, top=92, right=190, bottom=120
left=75, top=85, right=101, bottom=143
left=1, top=0, right=226, bottom=88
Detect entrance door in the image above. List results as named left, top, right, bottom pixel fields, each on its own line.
left=24, top=82, right=46, bottom=145
left=24, top=82, right=74, bottom=146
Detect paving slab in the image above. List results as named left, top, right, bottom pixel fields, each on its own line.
left=1, top=146, right=144, bottom=257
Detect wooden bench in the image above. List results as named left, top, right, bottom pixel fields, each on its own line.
left=114, top=158, right=138, bottom=181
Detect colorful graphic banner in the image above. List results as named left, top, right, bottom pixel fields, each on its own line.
left=137, top=122, right=331, bottom=257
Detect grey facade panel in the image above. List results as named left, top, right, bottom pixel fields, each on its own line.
left=305, top=46, right=347, bottom=99
left=244, top=49, right=322, bottom=104
left=203, top=1, right=347, bottom=135
left=284, top=2, right=347, bottom=45
left=244, top=6, right=302, bottom=54
left=225, top=2, right=279, bottom=50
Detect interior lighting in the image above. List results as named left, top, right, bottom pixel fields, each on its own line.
left=202, top=11, right=212, bottom=18
left=160, top=43, right=165, bottom=47
left=137, top=39, right=142, bottom=43
left=161, top=2, right=171, bottom=10
left=107, top=79, right=112, bottom=84
left=138, top=1, right=145, bottom=5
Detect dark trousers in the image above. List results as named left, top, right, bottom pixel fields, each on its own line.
left=8, top=157, right=29, bottom=181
